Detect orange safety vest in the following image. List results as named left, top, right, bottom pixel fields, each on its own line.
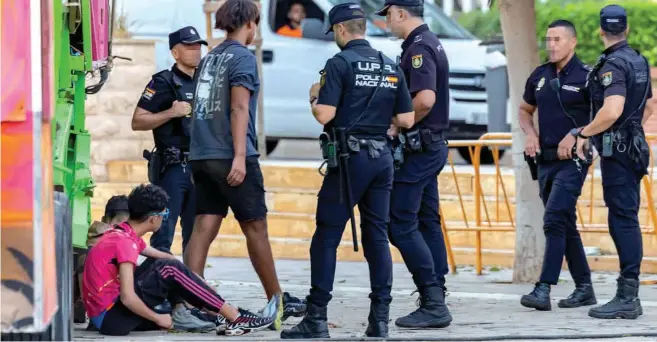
left=276, top=25, right=302, bottom=38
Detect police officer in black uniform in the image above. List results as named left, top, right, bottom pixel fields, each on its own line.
left=280, top=3, right=414, bottom=339
left=573, top=4, right=654, bottom=319
left=132, top=26, right=207, bottom=253
left=376, top=0, right=452, bottom=328
left=517, top=20, right=596, bottom=312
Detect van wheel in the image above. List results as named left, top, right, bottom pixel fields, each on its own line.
left=266, top=139, right=280, bottom=155
left=53, top=191, right=73, bottom=341
left=457, top=146, right=506, bottom=165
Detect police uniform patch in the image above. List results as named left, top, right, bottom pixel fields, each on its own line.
left=142, top=87, right=155, bottom=101
left=602, top=71, right=612, bottom=86
left=411, top=54, right=423, bottom=69
left=536, top=77, right=545, bottom=91
left=320, top=70, right=326, bottom=87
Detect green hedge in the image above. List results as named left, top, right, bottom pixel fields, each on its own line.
left=456, top=0, right=657, bottom=66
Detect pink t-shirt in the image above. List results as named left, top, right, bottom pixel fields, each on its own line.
left=82, top=222, right=147, bottom=318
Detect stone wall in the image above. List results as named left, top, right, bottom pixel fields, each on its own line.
left=86, top=39, right=157, bottom=182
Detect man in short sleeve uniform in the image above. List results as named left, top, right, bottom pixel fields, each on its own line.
left=281, top=3, right=415, bottom=339
left=516, top=20, right=596, bottom=312
left=376, top=0, right=452, bottom=329
left=574, top=4, right=654, bottom=320
left=132, top=26, right=207, bottom=254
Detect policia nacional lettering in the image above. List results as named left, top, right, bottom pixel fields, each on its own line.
left=353, top=62, right=399, bottom=89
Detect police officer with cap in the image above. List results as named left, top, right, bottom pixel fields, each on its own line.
left=280, top=3, right=415, bottom=339
left=132, top=26, right=207, bottom=254
left=517, top=20, right=596, bottom=312
left=573, top=4, right=654, bottom=319
left=376, top=0, right=452, bottom=329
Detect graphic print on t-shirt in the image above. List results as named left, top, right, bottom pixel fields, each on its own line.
left=194, top=52, right=234, bottom=121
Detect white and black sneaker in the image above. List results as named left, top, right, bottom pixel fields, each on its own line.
left=225, top=308, right=275, bottom=336
left=216, top=314, right=228, bottom=335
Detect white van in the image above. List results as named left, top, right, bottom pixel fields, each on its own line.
left=128, top=0, right=498, bottom=162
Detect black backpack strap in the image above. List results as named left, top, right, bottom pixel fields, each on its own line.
left=154, top=70, right=183, bottom=101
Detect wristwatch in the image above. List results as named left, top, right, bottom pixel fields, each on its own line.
left=569, top=128, right=579, bottom=137
left=578, top=130, right=589, bottom=139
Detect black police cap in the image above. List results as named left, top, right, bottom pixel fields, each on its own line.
left=375, top=0, right=424, bottom=16
left=600, top=4, right=627, bottom=34
left=169, top=26, right=208, bottom=50
left=326, top=3, right=366, bottom=34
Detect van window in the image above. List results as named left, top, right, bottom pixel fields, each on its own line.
left=272, top=0, right=326, bottom=37
left=328, top=0, right=474, bottom=40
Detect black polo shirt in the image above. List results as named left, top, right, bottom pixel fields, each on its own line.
left=523, top=55, right=591, bottom=148
left=400, top=24, right=450, bottom=133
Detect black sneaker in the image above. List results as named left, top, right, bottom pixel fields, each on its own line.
left=283, top=292, right=306, bottom=321
left=154, top=300, right=173, bottom=314
left=189, top=307, right=217, bottom=323
left=225, top=308, right=275, bottom=336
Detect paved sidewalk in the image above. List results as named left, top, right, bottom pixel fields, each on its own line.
left=75, top=257, right=657, bottom=341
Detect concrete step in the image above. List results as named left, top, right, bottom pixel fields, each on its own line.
left=90, top=203, right=657, bottom=257
left=93, top=182, right=657, bottom=227
left=104, top=160, right=657, bottom=203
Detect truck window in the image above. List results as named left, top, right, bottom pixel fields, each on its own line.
left=271, top=0, right=326, bottom=38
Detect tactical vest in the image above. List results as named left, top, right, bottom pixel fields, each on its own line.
left=589, top=47, right=651, bottom=131
left=328, top=49, right=400, bottom=139
left=152, top=69, right=194, bottom=150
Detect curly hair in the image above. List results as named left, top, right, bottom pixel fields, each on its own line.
left=215, top=0, right=261, bottom=33
left=127, top=184, right=169, bottom=222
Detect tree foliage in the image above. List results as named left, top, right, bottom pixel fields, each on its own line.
left=457, top=0, right=657, bottom=65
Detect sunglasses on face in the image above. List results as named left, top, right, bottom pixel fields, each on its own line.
left=150, top=208, right=170, bottom=221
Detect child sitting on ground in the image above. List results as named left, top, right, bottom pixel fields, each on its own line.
left=82, top=184, right=274, bottom=336
left=76, top=195, right=218, bottom=332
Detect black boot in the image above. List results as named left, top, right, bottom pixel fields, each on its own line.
left=395, top=286, right=452, bottom=328
left=280, top=302, right=330, bottom=339
left=589, top=277, right=643, bottom=319
left=365, top=302, right=389, bottom=338
left=558, top=283, right=597, bottom=308
left=520, top=283, right=551, bottom=311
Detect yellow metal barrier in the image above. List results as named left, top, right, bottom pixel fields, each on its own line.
left=441, top=134, right=657, bottom=276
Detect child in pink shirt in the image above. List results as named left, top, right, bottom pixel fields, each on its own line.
left=83, top=184, right=273, bottom=336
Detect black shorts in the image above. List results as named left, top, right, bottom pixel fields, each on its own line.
left=190, top=157, right=267, bottom=222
